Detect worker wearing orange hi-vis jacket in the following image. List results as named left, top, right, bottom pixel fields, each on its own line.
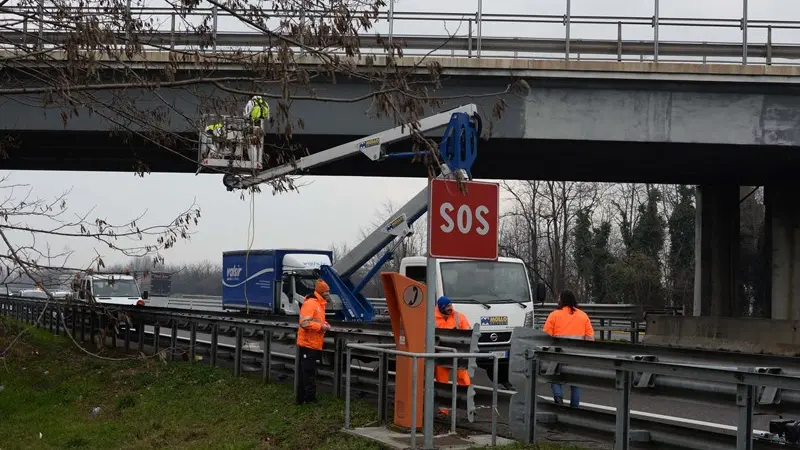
left=295, top=279, right=331, bottom=405
left=434, top=296, right=472, bottom=385
left=542, top=289, right=595, bottom=408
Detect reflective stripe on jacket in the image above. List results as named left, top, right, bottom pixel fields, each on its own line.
left=435, top=308, right=471, bottom=330
left=296, top=292, right=328, bottom=350
left=543, top=306, right=594, bottom=340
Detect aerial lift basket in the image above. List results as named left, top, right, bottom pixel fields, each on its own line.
left=197, top=114, right=266, bottom=173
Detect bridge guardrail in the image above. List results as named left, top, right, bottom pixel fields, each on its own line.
left=1, top=5, right=799, bottom=65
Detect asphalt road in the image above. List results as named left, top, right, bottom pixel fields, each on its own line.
left=143, top=326, right=782, bottom=435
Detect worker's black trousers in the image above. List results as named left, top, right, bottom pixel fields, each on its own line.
left=296, top=346, right=321, bottom=405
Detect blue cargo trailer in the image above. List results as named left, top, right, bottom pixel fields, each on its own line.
left=222, top=249, right=334, bottom=314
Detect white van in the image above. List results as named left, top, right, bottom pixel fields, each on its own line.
left=74, top=274, right=148, bottom=306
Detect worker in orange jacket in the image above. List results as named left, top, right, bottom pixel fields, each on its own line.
left=434, top=296, right=471, bottom=386
left=542, top=289, right=594, bottom=408
left=295, top=279, right=331, bottom=405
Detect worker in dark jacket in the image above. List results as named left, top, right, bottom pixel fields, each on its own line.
left=295, top=279, right=331, bottom=405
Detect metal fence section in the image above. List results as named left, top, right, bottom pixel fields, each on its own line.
left=507, top=326, right=800, bottom=449
left=1, top=2, right=799, bottom=65
left=344, top=342, right=501, bottom=449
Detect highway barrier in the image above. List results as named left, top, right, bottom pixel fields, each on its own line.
left=4, top=295, right=800, bottom=449
left=508, top=327, right=800, bottom=450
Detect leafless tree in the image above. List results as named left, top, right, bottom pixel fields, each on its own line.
left=502, top=180, right=599, bottom=297
left=0, top=173, right=200, bottom=360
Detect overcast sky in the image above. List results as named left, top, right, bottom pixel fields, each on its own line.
left=4, top=0, right=798, bottom=269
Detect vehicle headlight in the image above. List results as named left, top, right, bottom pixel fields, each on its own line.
left=524, top=311, right=534, bottom=327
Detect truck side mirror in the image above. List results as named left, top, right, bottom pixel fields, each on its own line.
left=535, top=283, right=547, bottom=303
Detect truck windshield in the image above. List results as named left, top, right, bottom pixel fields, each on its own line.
left=440, top=261, right=531, bottom=304
left=92, top=279, right=140, bottom=298
left=295, top=277, right=316, bottom=298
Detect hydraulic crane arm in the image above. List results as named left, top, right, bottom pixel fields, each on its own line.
left=222, top=104, right=479, bottom=191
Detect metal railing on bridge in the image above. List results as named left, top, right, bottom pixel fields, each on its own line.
left=1, top=3, right=799, bottom=66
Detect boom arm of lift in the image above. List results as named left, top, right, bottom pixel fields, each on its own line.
left=225, top=104, right=481, bottom=321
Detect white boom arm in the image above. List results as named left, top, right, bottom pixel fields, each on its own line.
left=228, top=104, right=478, bottom=190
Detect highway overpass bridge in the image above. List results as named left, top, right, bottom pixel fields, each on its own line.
left=1, top=6, right=800, bottom=323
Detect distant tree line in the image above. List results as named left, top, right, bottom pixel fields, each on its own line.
left=106, top=183, right=767, bottom=316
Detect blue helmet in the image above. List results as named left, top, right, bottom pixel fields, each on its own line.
left=437, top=296, right=452, bottom=313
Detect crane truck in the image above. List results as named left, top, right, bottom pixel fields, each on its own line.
left=202, top=104, right=546, bottom=385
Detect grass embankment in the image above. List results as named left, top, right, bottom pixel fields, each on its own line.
left=0, top=319, right=586, bottom=450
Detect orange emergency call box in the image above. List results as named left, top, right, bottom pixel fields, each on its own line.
left=380, top=272, right=428, bottom=430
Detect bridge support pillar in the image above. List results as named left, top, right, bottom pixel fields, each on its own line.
left=693, top=184, right=741, bottom=317
left=765, top=183, right=800, bottom=321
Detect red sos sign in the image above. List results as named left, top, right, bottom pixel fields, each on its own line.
left=428, top=179, right=499, bottom=261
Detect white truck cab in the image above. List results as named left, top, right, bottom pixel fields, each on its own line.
left=73, top=273, right=148, bottom=306
left=398, top=255, right=536, bottom=386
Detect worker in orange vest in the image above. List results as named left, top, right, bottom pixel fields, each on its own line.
left=295, top=279, right=331, bottom=405
left=542, top=289, right=594, bottom=407
left=434, top=296, right=472, bottom=386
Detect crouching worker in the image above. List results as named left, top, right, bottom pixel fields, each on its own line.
left=295, top=279, right=331, bottom=405
left=434, top=296, right=472, bottom=416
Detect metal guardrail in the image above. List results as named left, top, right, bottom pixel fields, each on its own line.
left=6, top=295, right=800, bottom=448
left=1, top=4, right=799, bottom=65
left=508, top=327, right=800, bottom=449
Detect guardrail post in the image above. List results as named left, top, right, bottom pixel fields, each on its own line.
left=468, top=19, right=473, bottom=58
left=153, top=323, right=161, bottom=355
left=741, top=0, right=748, bottom=64
left=71, top=306, right=77, bottom=338
left=189, top=321, right=197, bottom=362
left=564, top=0, right=571, bottom=61
left=137, top=320, right=145, bottom=353
left=124, top=320, right=131, bottom=352
left=476, top=0, right=482, bottom=57
left=653, top=0, right=659, bottom=62
left=766, top=26, right=773, bottom=65
left=212, top=5, right=218, bottom=52
left=615, top=369, right=632, bottom=450
left=170, top=320, right=178, bottom=362
left=210, top=323, right=219, bottom=367
left=262, top=330, right=271, bottom=383
left=345, top=345, right=352, bottom=429
left=736, top=383, right=754, bottom=450
left=378, top=352, right=389, bottom=423
left=388, top=0, right=394, bottom=46
left=234, top=326, right=243, bottom=377
left=523, top=351, right=539, bottom=445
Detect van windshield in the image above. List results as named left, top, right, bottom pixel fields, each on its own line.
left=92, top=278, right=140, bottom=298
left=440, top=261, right=531, bottom=304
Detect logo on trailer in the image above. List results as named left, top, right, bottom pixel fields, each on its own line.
left=226, top=265, right=243, bottom=280
left=480, top=316, right=509, bottom=326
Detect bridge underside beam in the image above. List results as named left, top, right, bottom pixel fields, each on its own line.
left=4, top=130, right=800, bottom=185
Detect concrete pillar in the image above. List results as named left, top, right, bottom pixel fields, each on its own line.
left=693, top=185, right=740, bottom=317
left=765, top=183, right=800, bottom=321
